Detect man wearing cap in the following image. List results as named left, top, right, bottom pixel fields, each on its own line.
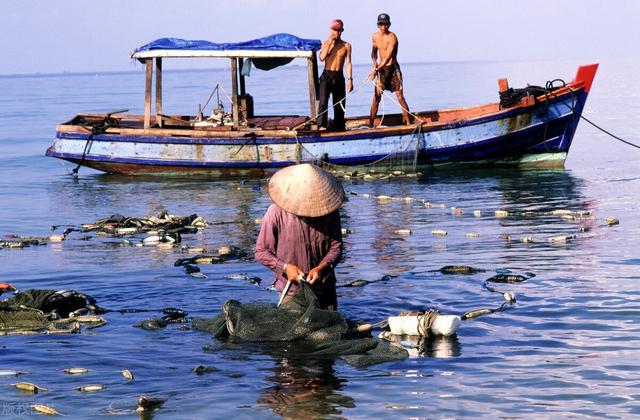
left=317, top=19, right=353, bottom=131
left=368, top=13, right=412, bottom=126
left=255, top=164, right=344, bottom=310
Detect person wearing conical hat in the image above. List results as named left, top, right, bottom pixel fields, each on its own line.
left=255, top=163, right=344, bottom=310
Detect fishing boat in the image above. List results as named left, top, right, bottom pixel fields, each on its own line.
left=46, top=33, right=599, bottom=176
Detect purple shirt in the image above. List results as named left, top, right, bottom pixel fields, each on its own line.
left=255, top=204, right=343, bottom=298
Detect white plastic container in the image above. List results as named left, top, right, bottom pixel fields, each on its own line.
left=388, top=314, right=460, bottom=336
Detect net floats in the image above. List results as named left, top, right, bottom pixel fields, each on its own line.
left=76, top=384, right=108, bottom=392
left=461, top=308, right=495, bottom=320
left=439, top=265, right=486, bottom=274
left=431, top=229, right=447, bottom=236
left=605, top=217, right=619, bottom=226
left=486, top=274, right=529, bottom=283
left=63, top=367, right=90, bottom=375
left=32, top=404, right=61, bottom=416
left=394, top=229, right=412, bottom=235
left=0, top=369, right=28, bottom=377
left=549, top=235, right=576, bottom=243
left=136, top=396, right=167, bottom=413
left=48, top=234, right=66, bottom=242
left=10, top=382, right=47, bottom=393
left=121, top=369, right=134, bottom=381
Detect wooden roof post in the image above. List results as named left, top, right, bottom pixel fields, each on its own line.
left=144, top=58, right=152, bottom=129
left=231, top=57, right=239, bottom=127
left=312, top=50, right=319, bottom=113
left=155, top=58, right=163, bottom=127
left=239, top=59, right=246, bottom=96
left=307, top=51, right=318, bottom=123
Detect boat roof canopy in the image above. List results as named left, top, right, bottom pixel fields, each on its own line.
left=131, top=33, right=320, bottom=60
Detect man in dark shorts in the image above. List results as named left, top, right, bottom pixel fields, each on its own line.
left=368, top=13, right=412, bottom=127
left=317, top=19, right=353, bottom=131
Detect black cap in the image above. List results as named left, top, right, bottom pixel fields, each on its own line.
left=377, top=13, right=391, bottom=25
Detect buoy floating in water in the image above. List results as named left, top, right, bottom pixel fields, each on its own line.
left=116, top=227, right=137, bottom=235
left=10, top=382, right=47, bottom=393
left=465, top=233, right=480, bottom=238
left=549, top=235, right=575, bottom=243
left=394, top=229, right=412, bottom=235
left=387, top=314, right=460, bottom=336
left=64, top=367, right=90, bottom=375
left=605, top=217, right=619, bottom=226
left=76, top=384, right=107, bottom=392
left=549, top=209, right=573, bottom=215
left=473, top=210, right=482, bottom=217
left=495, top=210, right=509, bottom=218
left=32, top=404, right=61, bottom=416
left=431, top=230, right=447, bottom=236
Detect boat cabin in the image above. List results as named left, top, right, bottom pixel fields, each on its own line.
left=129, top=33, right=322, bottom=132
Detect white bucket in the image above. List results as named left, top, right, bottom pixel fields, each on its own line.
left=388, top=314, right=460, bottom=337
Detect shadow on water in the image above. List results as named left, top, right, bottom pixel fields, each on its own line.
left=416, top=167, right=586, bottom=207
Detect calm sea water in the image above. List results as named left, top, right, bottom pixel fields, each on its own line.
left=1, top=59, right=639, bottom=418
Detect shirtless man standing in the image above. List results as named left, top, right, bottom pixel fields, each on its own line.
left=317, top=19, right=353, bottom=131
left=368, top=13, right=412, bottom=126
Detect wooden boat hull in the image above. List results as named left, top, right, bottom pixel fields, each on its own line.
left=46, top=66, right=597, bottom=176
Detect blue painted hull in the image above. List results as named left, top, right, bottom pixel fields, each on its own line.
left=46, top=86, right=590, bottom=175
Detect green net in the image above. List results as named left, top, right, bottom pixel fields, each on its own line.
left=192, top=283, right=408, bottom=368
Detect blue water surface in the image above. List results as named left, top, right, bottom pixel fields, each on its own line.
left=0, top=59, right=639, bottom=418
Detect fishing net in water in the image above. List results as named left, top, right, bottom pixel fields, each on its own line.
left=192, top=283, right=408, bottom=368
left=296, top=124, right=426, bottom=179
left=0, top=289, right=103, bottom=335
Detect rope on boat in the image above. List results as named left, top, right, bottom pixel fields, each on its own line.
left=293, top=121, right=425, bottom=173
left=376, top=83, right=424, bottom=125
left=70, top=109, right=128, bottom=177
left=528, top=81, right=640, bottom=150
left=580, top=115, right=640, bottom=149
left=290, top=74, right=371, bottom=131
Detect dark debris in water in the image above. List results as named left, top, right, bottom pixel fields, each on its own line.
left=193, top=365, right=220, bottom=375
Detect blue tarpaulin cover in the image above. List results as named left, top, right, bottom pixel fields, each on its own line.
left=135, top=33, right=321, bottom=53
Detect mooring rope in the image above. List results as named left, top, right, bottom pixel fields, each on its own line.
left=533, top=82, right=640, bottom=150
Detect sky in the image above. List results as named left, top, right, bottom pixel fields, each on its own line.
left=1, top=0, right=639, bottom=75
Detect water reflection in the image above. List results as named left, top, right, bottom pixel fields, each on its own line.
left=381, top=334, right=462, bottom=358
left=258, top=357, right=354, bottom=419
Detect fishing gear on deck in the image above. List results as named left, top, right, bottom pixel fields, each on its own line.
left=499, top=79, right=566, bottom=109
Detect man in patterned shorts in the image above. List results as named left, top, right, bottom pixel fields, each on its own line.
left=368, top=13, right=412, bottom=127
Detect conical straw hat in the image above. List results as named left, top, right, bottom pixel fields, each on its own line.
left=268, top=164, right=344, bottom=217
